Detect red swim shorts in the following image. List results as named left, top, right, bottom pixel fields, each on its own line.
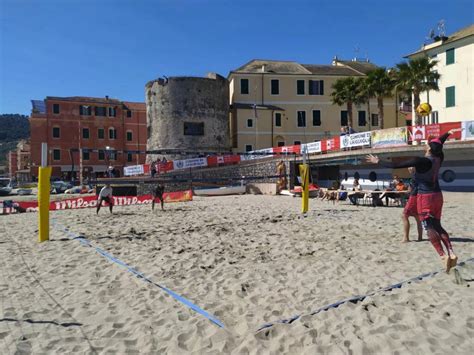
left=403, top=195, right=418, bottom=217
left=417, top=192, right=443, bottom=220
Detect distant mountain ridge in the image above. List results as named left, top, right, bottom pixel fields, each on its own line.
left=0, top=114, right=29, bottom=141
left=0, top=114, right=30, bottom=165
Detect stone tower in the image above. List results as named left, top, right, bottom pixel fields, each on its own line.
left=145, top=73, right=230, bottom=161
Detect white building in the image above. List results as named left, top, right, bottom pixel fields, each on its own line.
left=405, top=24, right=474, bottom=124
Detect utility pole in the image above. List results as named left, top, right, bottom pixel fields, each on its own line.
left=78, top=117, right=83, bottom=186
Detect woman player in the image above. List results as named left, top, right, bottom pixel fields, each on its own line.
left=366, top=128, right=462, bottom=272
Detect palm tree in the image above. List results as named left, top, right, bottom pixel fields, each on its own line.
left=395, top=56, right=440, bottom=125
left=365, top=68, right=394, bottom=129
left=356, top=77, right=373, bottom=130
left=330, top=77, right=363, bottom=128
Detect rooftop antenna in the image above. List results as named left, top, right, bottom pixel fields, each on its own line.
left=353, top=45, right=360, bottom=61
left=425, top=28, right=435, bottom=43
left=438, top=19, right=446, bottom=38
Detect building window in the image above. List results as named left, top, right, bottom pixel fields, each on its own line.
left=82, top=150, right=90, bottom=161
left=79, top=105, right=92, bottom=115
left=240, top=79, right=249, bottom=94
left=52, top=127, right=60, bottom=138
left=53, top=149, right=60, bottom=160
left=446, top=48, right=455, bottom=65
left=340, top=111, right=348, bottom=126
left=431, top=111, right=439, bottom=124
left=127, top=153, right=133, bottom=162
left=312, top=110, right=321, bottom=126
left=95, top=107, right=107, bottom=116
left=183, top=122, right=204, bottom=135
left=245, top=144, right=253, bottom=152
left=109, top=151, right=116, bottom=161
left=109, top=128, right=117, bottom=139
left=277, top=141, right=285, bottom=147
left=108, top=107, right=117, bottom=117
left=126, top=110, right=132, bottom=118
left=297, top=111, right=306, bottom=127
left=297, top=80, right=305, bottom=95
left=98, top=128, right=104, bottom=139
left=446, top=86, right=455, bottom=107
left=271, top=79, right=279, bottom=95
left=247, top=118, right=253, bottom=128
left=82, top=128, right=90, bottom=139
left=275, top=112, right=282, bottom=127
left=371, top=113, right=379, bottom=126
left=309, top=80, right=324, bottom=95
left=126, top=131, right=133, bottom=141
left=53, top=104, right=60, bottom=114
left=294, top=141, right=301, bottom=145
left=358, top=111, right=366, bottom=126
left=98, top=150, right=105, bottom=160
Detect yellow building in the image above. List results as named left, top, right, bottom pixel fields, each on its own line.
left=228, top=59, right=399, bottom=152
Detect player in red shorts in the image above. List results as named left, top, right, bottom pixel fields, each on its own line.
left=366, top=128, right=462, bottom=272
left=402, top=167, right=422, bottom=243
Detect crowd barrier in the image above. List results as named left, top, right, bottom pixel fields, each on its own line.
left=123, top=120, right=474, bottom=176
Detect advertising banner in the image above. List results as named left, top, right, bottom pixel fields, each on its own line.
left=124, top=164, right=145, bottom=176
left=207, top=155, right=241, bottom=166
left=272, top=144, right=301, bottom=155
left=411, top=122, right=462, bottom=141
left=371, top=127, right=408, bottom=148
left=462, top=120, right=474, bottom=140
left=340, top=131, right=371, bottom=148
left=1, top=190, right=193, bottom=215
left=173, top=157, right=208, bottom=170
left=242, top=148, right=273, bottom=161
left=322, top=137, right=340, bottom=152
left=156, top=161, right=174, bottom=173
left=302, top=141, right=322, bottom=154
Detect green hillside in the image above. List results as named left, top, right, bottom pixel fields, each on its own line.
left=0, top=114, right=30, bottom=164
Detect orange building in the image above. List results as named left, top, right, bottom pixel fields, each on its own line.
left=29, top=96, right=146, bottom=179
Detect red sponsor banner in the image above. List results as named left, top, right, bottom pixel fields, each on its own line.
left=1, top=190, right=193, bottom=215
left=157, top=161, right=174, bottom=173
left=410, top=122, right=462, bottom=141
left=143, top=164, right=150, bottom=174
left=272, top=145, right=301, bottom=154
left=207, top=155, right=241, bottom=167
left=321, top=137, right=340, bottom=152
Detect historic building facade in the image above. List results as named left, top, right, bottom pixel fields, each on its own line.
left=405, top=24, right=474, bottom=124
left=228, top=59, right=398, bottom=152
left=29, top=96, right=146, bottom=179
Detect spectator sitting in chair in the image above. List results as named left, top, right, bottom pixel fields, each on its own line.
left=348, top=178, right=365, bottom=205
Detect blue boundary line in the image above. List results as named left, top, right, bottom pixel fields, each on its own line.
left=51, top=219, right=224, bottom=328
left=256, top=257, right=474, bottom=332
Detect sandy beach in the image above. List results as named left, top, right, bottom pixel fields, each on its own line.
left=1, top=192, right=473, bottom=354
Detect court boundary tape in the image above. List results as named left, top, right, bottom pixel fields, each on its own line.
left=51, top=219, right=224, bottom=328
left=256, top=256, right=474, bottom=332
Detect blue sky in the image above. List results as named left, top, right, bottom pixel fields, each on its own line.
left=1, top=0, right=472, bottom=114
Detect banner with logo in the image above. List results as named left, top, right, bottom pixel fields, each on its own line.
left=410, top=122, right=462, bottom=141
left=272, top=145, right=301, bottom=155
left=322, top=137, right=340, bottom=152
left=340, top=132, right=371, bottom=148
left=124, top=164, right=146, bottom=176
left=371, top=127, right=408, bottom=148
left=242, top=148, right=274, bottom=161
left=207, top=155, right=241, bottom=166
left=462, top=120, right=474, bottom=140
left=0, top=190, right=193, bottom=215
left=173, top=157, right=208, bottom=170
left=302, top=141, right=322, bottom=154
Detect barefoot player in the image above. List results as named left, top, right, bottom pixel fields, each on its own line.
left=96, top=184, right=113, bottom=214
left=402, top=167, right=422, bottom=243
left=366, top=128, right=462, bottom=272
